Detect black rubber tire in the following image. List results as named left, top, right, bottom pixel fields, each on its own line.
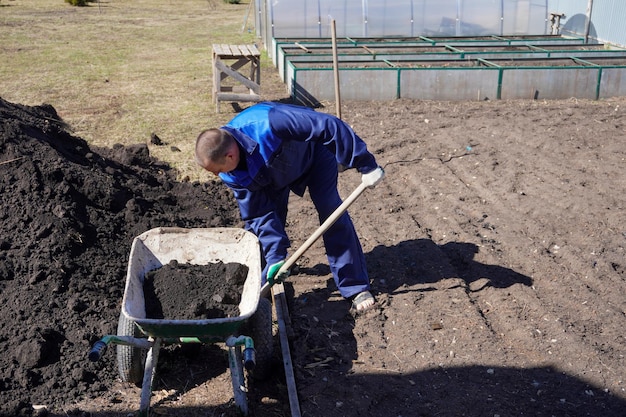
left=116, top=312, right=144, bottom=386
left=247, top=297, right=275, bottom=380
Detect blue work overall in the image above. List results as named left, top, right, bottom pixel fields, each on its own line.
left=219, top=102, right=377, bottom=298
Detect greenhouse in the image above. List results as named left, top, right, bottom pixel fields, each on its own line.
left=249, top=0, right=626, bottom=103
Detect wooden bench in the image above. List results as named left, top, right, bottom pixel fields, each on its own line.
left=212, top=44, right=262, bottom=112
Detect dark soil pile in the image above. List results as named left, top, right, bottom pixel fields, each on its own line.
left=0, top=97, right=240, bottom=415
left=144, top=261, right=247, bottom=320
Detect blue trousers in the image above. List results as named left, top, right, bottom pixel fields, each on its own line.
left=274, top=143, right=370, bottom=299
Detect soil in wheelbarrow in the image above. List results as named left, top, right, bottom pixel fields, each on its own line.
left=3, top=90, right=626, bottom=417
left=144, top=260, right=248, bottom=320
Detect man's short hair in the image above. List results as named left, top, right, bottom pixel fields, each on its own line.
left=195, top=128, right=233, bottom=167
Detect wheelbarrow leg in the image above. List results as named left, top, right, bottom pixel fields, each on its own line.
left=139, top=337, right=161, bottom=417
left=228, top=344, right=248, bottom=416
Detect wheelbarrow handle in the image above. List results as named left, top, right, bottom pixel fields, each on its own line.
left=88, top=340, right=108, bottom=362
left=260, top=181, right=369, bottom=298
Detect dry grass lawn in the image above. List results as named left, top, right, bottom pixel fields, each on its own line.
left=1, top=0, right=268, bottom=181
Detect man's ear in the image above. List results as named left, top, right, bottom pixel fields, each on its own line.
left=225, top=141, right=239, bottom=162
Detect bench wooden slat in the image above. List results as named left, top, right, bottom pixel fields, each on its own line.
left=213, top=44, right=260, bottom=59
left=216, top=92, right=262, bottom=102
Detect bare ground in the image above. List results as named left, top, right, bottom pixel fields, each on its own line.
left=1, top=70, right=626, bottom=416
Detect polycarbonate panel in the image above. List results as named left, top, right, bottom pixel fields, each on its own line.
left=365, top=0, right=414, bottom=37
left=531, top=0, right=549, bottom=34
left=418, top=0, right=459, bottom=36
left=590, top=0, right=626, bottom=48
left=548, top=0, right=626, bottom=47
left=262, top=0, right=626, bottom=50
left=547, top=0, right=591, bottom=39
left=269, top=0, right=323, bottom=38
left=547, top=0, right=588, bottom=24
left=261, top=0, right=553, bottom=44
left=501, top=0, right=519, bottom=34
left=269, top=0, right=366, bottom=38
left=318, top=1, right=364, bottom=38
left=459, top=0, right=502, bottom=36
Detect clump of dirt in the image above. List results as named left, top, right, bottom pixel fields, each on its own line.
left=144, top=261, right=248, bottom=319
left=0, top=97, right=241, bottom=415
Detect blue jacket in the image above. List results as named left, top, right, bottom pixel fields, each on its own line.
left=219, top=102, right=377, bottom=267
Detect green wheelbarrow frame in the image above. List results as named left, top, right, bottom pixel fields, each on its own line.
left=89, top=227, right=265, bottom=416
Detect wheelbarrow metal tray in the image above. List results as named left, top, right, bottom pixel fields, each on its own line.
left=120, top=227, right=262, bottom=339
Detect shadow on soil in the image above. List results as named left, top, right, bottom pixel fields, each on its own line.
left=46, top=239, right=623, bottom=416
left=45, top=363, right=626, bottom=417
left=46, top=363, right=626, bottom=417
left=279, top=239, right=625, bottom=416
left=295, top=364, right=626, bottom=416
left=367, top=238, right=533, bottom=292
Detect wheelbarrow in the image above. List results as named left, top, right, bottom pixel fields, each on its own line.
left=88, top=227, right=271, bottom=416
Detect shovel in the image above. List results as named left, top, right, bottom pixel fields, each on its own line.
left=260, top=180, right=372, bottom=298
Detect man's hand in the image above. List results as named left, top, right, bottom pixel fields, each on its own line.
left=361, top=166, right=385, bottom=188
left=267, top=260, right=290, bottom=285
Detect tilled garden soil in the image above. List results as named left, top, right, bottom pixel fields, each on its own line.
left=1, top=92, right=626, bottom=417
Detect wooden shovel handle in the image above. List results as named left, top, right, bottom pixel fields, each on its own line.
left=260, top=181, right=368, bottom=298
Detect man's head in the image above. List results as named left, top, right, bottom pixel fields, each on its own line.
left=195, top=128, right=240, bottom=176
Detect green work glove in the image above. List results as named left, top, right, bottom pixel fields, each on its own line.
left=267, top=260, right=290, bottom=285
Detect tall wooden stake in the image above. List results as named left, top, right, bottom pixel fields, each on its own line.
left=331, top=19, right=342, bottom=119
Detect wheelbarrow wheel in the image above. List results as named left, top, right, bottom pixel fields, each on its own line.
left=116, top=312, right=144, bottom=386
left=248, top=297, right=274, bottom=380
